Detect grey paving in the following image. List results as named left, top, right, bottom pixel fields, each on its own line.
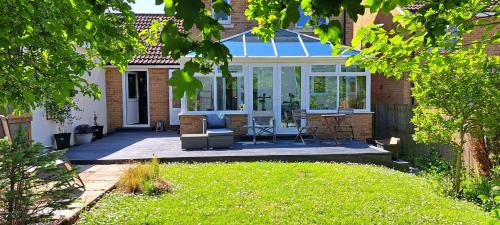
left=66, top=131, right=391, bottom=164
left=52, top=164, right=131, bottom=224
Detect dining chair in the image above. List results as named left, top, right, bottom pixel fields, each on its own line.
left=291, top=109, right=318, bottom=144
left=336, top=107, right=355, bottom=141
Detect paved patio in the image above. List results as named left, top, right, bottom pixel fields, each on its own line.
left=66, top=131, right=391, bottom=165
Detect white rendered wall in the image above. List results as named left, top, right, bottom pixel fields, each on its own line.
left=31, top=67, right=108, bottom=147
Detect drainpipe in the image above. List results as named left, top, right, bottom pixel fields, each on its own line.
left=343, top=8, right=347, bottom=45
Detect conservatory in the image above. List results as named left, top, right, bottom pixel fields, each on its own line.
left=178, top=29, right=372, bottom=138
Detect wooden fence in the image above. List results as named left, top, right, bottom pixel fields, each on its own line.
left=373, top=104, right=453, bottom=164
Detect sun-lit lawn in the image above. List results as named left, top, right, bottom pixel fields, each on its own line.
left=78, top=162, right=492, bottom=224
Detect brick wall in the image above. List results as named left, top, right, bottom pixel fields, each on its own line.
left=306, top=113, right=373, bottom=141
left=371, top=73, right=412, bottom=105
left=201, top=0, right=256, bottom=39
left=225, top=114, right=248, bottom=136
left=179, top=114, right=206, bottom=134
left=463, top=18, right=500, bottom=56
left=179, top=113, right=372, bottom=141
left=105, top=68, right=123, bottom=132
left=359, top=14, right=498, bottom=107
left=148, top=68, right=169, bottom=129
left=201, top=0, right=354, bottom=41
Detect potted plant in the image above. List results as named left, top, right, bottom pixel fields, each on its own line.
left=92, top=112, right=104, bottom=140
left=74, top=124, right=93, bottom=145
left=46, top=101, right=77, bottom=150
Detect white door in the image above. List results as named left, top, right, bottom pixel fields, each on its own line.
left=248, top=64, right=303, bottom=134
left=248, top=65, right=276, bottom=133
left=169, top=70, right=181, bottom=125
left=277, top=65, right=302, bottom=134
left=126, top=72, right=139, bottom=125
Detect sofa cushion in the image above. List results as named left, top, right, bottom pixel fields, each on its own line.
left=206, top=128, right=234, bottom=137
left=206, top=114, right=226, bottom=128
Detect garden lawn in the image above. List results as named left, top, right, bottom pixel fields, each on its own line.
left=79, top=162, right=492, bottom=224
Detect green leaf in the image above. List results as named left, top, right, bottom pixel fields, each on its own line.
left=314, top=20, right=343, bottom=44
left=169, top=69, right=203, bottom=100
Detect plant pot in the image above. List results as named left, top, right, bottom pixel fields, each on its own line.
left=92, top=125, right=104, bottom=140
left=75, top=133, right=93, bottom=145
left=54, top=133, right=71, bottom=150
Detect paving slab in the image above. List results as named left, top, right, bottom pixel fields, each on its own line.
left=52, top=164, right=130, bottom=224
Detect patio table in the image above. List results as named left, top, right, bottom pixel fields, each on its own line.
left=321, top=114, right=346, bottom=145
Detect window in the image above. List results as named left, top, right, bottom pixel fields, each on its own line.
left=127, top=73, right=137, bottom=99
left=187, top=65, right=245, bottom=112
left=296, top=7, right=328, bottom=29
left=216, top=76, right=245, bottom=111
left=187, top=76, right=214, bottom=111
left=212, top=0, right=231, bottom=25
left=339, top=76, right=366, bottom=109
left=311, top=65, right=336, bottom=73
left=307, top=63, right=369, bottom=111
left=216, top=65, right=243, bottom=74
left=341, top=64, right=365, bottom=72
left=253, top=67, right=274, bottom=111
left=309, top=76, right=337, bottom=110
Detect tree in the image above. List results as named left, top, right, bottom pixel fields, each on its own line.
left=0, top=127, right=79, bottom=224
left=0, top=0, right=143, bottom=113
left=410, top=50, right=498, bottom=194
left=345, top=0, right=499, bottom=194
left=0, top=0, right=142, bottom=222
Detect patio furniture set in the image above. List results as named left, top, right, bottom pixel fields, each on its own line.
left=180, top=108, right=356, bottom=150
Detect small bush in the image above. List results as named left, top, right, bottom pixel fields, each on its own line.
left=117, top=157, right=172, bottom=195
left=0, top=126, right=78, bottom=224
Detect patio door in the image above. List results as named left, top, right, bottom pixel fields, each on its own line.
left=249, top=65, right=275, bottom=134
left=277, top=66, right=302, bottom=134
left=249, top=65, right=303, bottom=134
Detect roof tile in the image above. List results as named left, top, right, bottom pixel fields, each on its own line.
left=130, top=14, right=178, bottom=65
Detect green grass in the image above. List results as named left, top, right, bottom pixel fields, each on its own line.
left=79, top=162, right=492, bottom=224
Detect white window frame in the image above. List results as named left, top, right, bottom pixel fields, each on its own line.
left=180, top=62, right=370, bottom=115
left=214, top=64, right=246, bottom=112
left=183, top=63, right=247, bottom=114
left=305, top=63, right=370, bottom=114
left=211, top=0, right=231, bottom=25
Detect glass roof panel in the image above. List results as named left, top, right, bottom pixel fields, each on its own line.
left=245, top=33, right=275, bottom=56
left=340, top=49, right=360, bottom=56
left=223, top=35, right=245, bottom=56
left=274, top=30, right=306, bottom=56
left=301, top=36, right=332, bottom=56
left=217, top=29, right=357, bottom=58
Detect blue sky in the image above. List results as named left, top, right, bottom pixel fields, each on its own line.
left=129, top=0, right=164, bottom=13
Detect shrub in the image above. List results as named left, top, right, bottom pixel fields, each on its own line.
left=117, top=157, right=172, bottom=195
left=0, top=126, right=78, bottom=224
left=415, top=148, right=500, bottom=214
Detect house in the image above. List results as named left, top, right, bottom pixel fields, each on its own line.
left=102, top=0, right=374, bottom=141
left=38, top=2, right=493, bottom=146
